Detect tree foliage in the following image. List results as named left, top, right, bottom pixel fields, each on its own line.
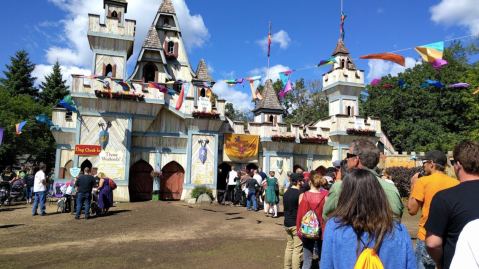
left=361, top=41, right=479, bottom=153
left=0, top=50, right=39, bottom=98
left=39, top=61, right=69, bottom=106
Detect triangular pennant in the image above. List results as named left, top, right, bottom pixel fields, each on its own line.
left=15, top=121, right=27, bottom=135
left=35, top=114, right=54, bottom=126
left=59, top=95, right=77, bottom=111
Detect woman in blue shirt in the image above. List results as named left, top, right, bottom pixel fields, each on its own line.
left=320, top=168, right=416, bottom=269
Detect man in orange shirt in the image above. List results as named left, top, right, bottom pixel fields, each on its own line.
left=408, top=150, right=459, bottom=269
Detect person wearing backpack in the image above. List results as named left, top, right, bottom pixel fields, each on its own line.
left=320, top=169, right=416, bottom=269
left=96, top=172, right=114, bottom=215
left=296, top=173, right=328, bottom=269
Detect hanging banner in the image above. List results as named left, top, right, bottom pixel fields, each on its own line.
left=69, top=167, right=81, bottom=178
left=74, top=145, right=102, bottom=156
left=198, top=97, right=212, bottom=113
left=99, top=130, right=109, bottom=149
left=199, top=146, right=207, bottom=164
left=224, top=134, right=259, bottom=159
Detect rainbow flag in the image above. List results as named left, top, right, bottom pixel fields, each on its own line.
left=317, top=57, right=338, bottom=67
left=268, top=22, right=272, bottom=57
left=340, top=12, right=347, bottom=41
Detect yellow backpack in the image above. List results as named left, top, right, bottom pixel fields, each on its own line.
left=354, top=239, right=385, bottom=269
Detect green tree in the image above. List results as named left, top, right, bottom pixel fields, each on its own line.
left=361, top=41, right=479, bottom=152
left=225, top=102, right=238, bottom=120
left=39, top=61, right=69, bottom=105
left=287, top=79, right=328, bottom=125
left=0, top=50, right=39, bottom=98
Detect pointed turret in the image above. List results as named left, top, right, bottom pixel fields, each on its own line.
left=331, top=39, right=350, bottom=56
left=252, top=79, right=284, bottom=113
left=142, top=25, right=162, bottom=49
left=158, top=0, right=176, bottom=14
left=195, top=59, right=214, bottom=82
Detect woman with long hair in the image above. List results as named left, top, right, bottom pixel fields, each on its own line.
left=265, top=171, right=279, bottom=218
left=320, top=169, right=415, bottom=268
left=96, top=172, right=114, bottom=215
left=296, top=173, right=328, bottom=269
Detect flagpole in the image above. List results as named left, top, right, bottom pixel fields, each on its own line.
left=267, top=21, right=271, bottom=80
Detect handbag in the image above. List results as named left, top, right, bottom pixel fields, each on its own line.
left=108, top=178, right=117, bottom=190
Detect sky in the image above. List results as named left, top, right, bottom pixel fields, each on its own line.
left=0, top=0, right=478, bottom=110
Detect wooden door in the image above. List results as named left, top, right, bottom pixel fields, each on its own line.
left=129, top=160, right=153, bottom=202
left=160, top=161, right=185, bottom=200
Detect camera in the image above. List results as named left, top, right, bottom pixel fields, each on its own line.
left=418, top=169, right=426, bottom=178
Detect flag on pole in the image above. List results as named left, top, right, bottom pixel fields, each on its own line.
left=15, top=121, right=27, bottom=135
left=59, top=95, right=77, bottom=111
left=340, top=12, right=347, bottom=41
left=268, top=22, right=272, bottom=57
left=35, top=114, right=54, bottom=126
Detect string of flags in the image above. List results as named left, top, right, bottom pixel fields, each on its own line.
left=371, top=78, right=476, bottom=90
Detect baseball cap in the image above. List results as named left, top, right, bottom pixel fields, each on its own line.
left=332, top=160, right=341, bottom=167
left=291, top=173, right=304, bottom=183
left=323, top=176, right=334, bottom=184
left=287, top=171, right=292, bottom=177
left=325, top=167, right=338, bottom=174
left=423, top=150, right=447, bottom=166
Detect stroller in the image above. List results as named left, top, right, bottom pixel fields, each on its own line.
left=0, top=181, right=11, bottom=206
left=9, top=180, right=24, bottom=205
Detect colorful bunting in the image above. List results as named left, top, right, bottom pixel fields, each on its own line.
left=256, top=89, right=263, bottom=100
left=35, top=114, right=54, bottom=126
left=414, top=41, right=444, bottom=63
left=183, top=82, right=191, bottom=101
left=340, top=12, right=347, bottom=41
left=426, top=79, right=445, bottom=88
left=473, top=88, right=479, bottom=95
left=224, top=79, right=244, bottom=87
left=59, top=95, right=77, bottom=111
left=317, top=57, right=338, bottom=67
left=359, top=53, right=406, bottom=67
left=15, top=121, right=27, bottom=135
left=0, top=128, right=3, bottom=149
left=203, top=82, right=214, bottom=102
left=268, top=22, right=272, bottom=57
left=398, top=79, right=405, bottom=89
left=175, top=83, right=185, bottom=111
left=115, top=81, right=130, bottom=91
left=419, top=83, right=430, bottom=88
left=403, top=83, right=411, bottom=89
left=97, top=79, right=112, bottom=99
left=371, top=79, right=381, bottom=86
left=278, top=70, right=294, bottom=98
left=149, top=83, right=170, bottom=94
left=449, top=83, right=470, bottom=88
left=430, top=59, right=448, bottom=72
left=126, top=81, right=136, bottom=92
left=382, top=84, right=394, bottom=89
left=246, top=76, right=262, bottom=100
left=81, top=75, right=106, bottom=80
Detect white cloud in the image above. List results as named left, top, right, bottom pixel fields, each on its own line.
left=366, top=57, right=420, bottom=82
left=33, top=64, right=91, bottom=87
left=249, top=64, right=291, bottom=84
left=207, top=62, right=214, bottom=73
left=42, top=0, right=210, bottom=75
left=430, top=0, right=479, bottom=34
left=377, top=8, right=385, bottom=13
left=256, top=30, right=292, bottom=52
left=212, top=80, right=253, bottom=110
left=220, top=71, right=235, bottom=79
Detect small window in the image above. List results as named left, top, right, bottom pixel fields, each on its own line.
left=164, top=18, right=169, bottom=26
left=269, top=115, right=274, bottom=122
left=144, top=65, right=155, bottom=82
left=341, top=59, right=345, bottom=68
left=168, top=41, right=175, bottom=54
left=347, top=106, right=351, bottom=116
left=111, top=11, right=118, bottom=18
left=176, top=83, right=182, bottom=92
left=105, top=64, right=113, bottom=77
left=65, top=110, right=73, bottom=121
left=200, top=88, right=206, bottom=97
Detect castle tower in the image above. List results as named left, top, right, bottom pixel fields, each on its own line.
left=252, top=79, right=285, bottom=126
left=88, top=0, right=136, bottom=79
left=322, top=39, right=364, bottom=116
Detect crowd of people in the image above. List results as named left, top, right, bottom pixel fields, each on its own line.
left=280, top=139, right=479, bottom=269
left=0, top=165, right=114, bottom=220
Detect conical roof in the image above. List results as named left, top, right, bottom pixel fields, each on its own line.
left=252, top=79, right=284, bottom=112
left=331, top=39, right=350, bottom=56
left=158, top=0, right=176, bottom=14
left=195, top=59, right=214, bottom=82
left=142, top=25, right=162, bottom=49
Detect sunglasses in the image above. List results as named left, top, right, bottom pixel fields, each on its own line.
left=346, top=153, right=358, bottom=159
left=422, top=160, right=430, bottom=165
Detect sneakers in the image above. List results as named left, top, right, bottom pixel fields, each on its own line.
left=75, top=216, right=80, bottom=220
left=247, top=208, right=251, bottom=211
left=40, top=213, right=46, bottom=216
left=32, top=213, right=38, bottom=216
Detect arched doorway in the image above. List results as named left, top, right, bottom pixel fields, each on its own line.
left=64, top=160, right=73, bottom=179
left=161, top=161, right=185, bottom=200
left=293, top=165, right=304, bottom=173
left=80, top=160, right=92, bottom=173
left=217, top=163, right=231, bottom=190
left=129, top=160, right=153, bottom=202
left=245, top=163, right=258, bottom=174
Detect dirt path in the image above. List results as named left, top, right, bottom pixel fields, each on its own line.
left=0, top=200, right=420, bottom=269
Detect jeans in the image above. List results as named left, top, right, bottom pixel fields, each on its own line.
left=416, top=239, right=436, bottom=269
left=247, top=190, right=257, bottom=210
left=226, top=185, right=235, bottom=202
left=302, top=238, right=321, bottom=269
left=284, top=226, right=302, bottom=269
left=76, top=192, right=92, bottom=218
left=32, top=191, right=46, bottom=215
left=25, top=186, right=34, bottom=200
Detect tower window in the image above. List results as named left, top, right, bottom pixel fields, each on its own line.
left=269, top=115, right=274, bottom=122
left=164, top=18, right=169, bottom=26
left=143, top=63, right=157, bottom=82
left=168, top=41, right=175, bottom=54
left=105, top=64, right=113, bottom=77
left=111, top=11, right=118, bottom=18
left=347, top=106, right=351, bottom=116
left=341, top=59, right=345, bottom=68
left=200, top=88, right=206, bottom=97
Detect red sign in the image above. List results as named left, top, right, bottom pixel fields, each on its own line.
left=74, top=145, right=101, bottom=156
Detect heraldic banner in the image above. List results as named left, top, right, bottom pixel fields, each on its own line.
left=224, top=134, right=259, bottom=159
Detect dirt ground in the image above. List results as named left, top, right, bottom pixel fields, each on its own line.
left=0, top=199, right=420, bottom=269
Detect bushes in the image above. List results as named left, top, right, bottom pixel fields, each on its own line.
left=384, top=166, right=422, bottom=198
left=191, top=185, right=214, bottom=200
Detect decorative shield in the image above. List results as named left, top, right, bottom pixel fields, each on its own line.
left=277, top=159, right=283, bottom=173
left=99, top=130, right=109, bottom=149
left=199, top=146, right=207, bottom=164
left=70, top=167, right=81, bottom=178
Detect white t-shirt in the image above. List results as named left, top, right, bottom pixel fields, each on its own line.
left=253, top=174, right=263, bottom=185
left=227, top=170, right=237, bottom=185
left=34, top=170, right=46, bottom=192
left=450, top=219, right=479, bottom=269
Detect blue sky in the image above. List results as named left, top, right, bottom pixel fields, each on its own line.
left=0, top=0, right=478, bottom=110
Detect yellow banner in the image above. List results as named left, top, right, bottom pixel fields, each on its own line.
left=224, top=134, right=259, bottom=159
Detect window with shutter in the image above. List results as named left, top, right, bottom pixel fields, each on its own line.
left=174, top=42, right=178, bottom=57
left=111, top=11, right=118, bottom=18
left=117, top=12, right=121, bottom=22
left=274, top=115, right=277, bottom=126
left=105, top=64, right=113, bottom=77
left=168, top=41, right=175, bottom=54
left=112, top=64, right=116, bottom=78
left=143, top=63, right=157, bottom=82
